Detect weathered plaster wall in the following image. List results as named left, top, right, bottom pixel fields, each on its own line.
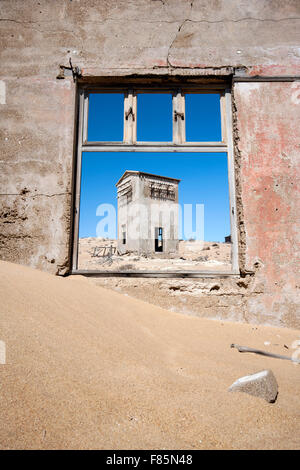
left=0, top=0, right=299, bottom=326
left=0, top=77, right=75, bottom=273
left=234, top=81, right=300, bottom=326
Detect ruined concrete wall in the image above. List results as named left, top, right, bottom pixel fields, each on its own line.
left=117, top=174, right=139, bottom=254
left=117, top=173, right=179, bottom=255
left=234, top=82, right=300, bottom=326
left=0, top=1, right=299, bottom=325
left=138, top=175, right=179, bottom=255
left=0, top=2, right=77, bottom=274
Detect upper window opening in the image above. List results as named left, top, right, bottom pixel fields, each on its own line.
left=185, top=93, right=222, bottom=142
left=87, top=93, right=124, bottom=142
left=137, top=93, right=173, bottom=142
left=84, top=88, right=225, bottom=145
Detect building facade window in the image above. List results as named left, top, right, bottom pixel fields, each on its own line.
left=73, top=81, right=238, bottom=276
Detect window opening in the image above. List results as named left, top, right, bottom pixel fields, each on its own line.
left=137, top=93, right=173, bottom=142
left=155, top=227, right=163, bottom=252
left=87, top=93, right=124, bottom=142
left=73, top=84, right=238, bottom=276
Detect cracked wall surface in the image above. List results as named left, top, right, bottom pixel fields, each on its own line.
left=0, top=0, right=299, bottom=326
left=233, top=81, right=300, bottom=327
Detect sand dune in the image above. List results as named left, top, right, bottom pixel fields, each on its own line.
left=0, top=260, right=300, bottom=449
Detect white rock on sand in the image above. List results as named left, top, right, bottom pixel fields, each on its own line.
left=228, top=370, right=279, bottom=403
left=0, top=260, right=300, bottom=449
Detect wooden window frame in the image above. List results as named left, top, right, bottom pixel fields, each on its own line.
left=72, top=83, right=239, bottom=277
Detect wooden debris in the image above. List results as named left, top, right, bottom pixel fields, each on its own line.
left=230, top=343, right=300, bottom=364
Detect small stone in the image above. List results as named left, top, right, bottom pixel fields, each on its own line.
left=228, top=370, right=278, bottom=403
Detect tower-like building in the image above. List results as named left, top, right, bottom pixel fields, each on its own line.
left=116, top=171, right=180, bottom=255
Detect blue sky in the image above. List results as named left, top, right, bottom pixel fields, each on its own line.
left=80, top=93, right=230, bottom=241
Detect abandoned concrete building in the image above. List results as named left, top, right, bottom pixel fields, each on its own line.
left=1, top=0, right=300, bottom=328
left=116, top=171, right=180, bottom=255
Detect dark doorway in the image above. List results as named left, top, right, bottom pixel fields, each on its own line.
left=155, top=227, right=163, bottom=252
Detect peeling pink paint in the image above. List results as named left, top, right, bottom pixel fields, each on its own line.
left=235, top=82, right=300, bottom=323
left=248, top=64, right=300, bottom=77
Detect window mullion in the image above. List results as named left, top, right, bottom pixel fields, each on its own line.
left=123, top=89, right=136, bottom=144
left=173, top=89, right=185, bottom=144
left=173, top=90, right=180, bottom=144
left=132, top=90, right=137, bottom=144
left=123, top=91, right=130, bottom=143
left=180, top=91, right=186, bottom=144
